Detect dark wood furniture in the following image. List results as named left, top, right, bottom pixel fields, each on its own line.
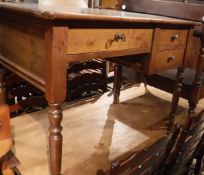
left=68, top=59, right=107, bottom=101
left=123, top=0, right=204, bottom=22
left=111, top=22, right=204, bottom=128
left=194, top=133, right=204, bottom=175
left=165, top=110, right=204, bottom=175
left=98, top=125, right=180, bottom=175
left=0, top=2, right=198, bottom=175
left=110, top=0, right=204, bottom=127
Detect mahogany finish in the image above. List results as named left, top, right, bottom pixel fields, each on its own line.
left=189, top=21, right=204, bottom=118
left=0, top=2, right=198, bottom=175
left=124, top=0, right=204, bottom=22
left=166, top=110, right=204, bottom=175
left=168, top=67, right=184, bottom=128
left=112, top=0, right=204, bottom=129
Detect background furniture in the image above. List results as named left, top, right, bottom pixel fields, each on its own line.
left=165, top=110, right=204, bottom=175
left=0, top=59, right=107, bottom=117
left=68, top=59, right=107, bottom=101
left=117, top=0, right=204, bottom=127
left=110, top=23, right=193, bottom=128
left=99, top=0, right=123, bottom=9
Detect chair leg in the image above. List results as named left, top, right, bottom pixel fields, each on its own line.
left=168, top=67, right=184, bottom=129
left=113, top=64, right=122, bottom=104
left=194, top=149, right=204, bottom=175
left=188, top=20, right=204, bottom=120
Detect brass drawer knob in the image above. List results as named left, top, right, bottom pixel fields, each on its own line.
left=171, top=33, right=179, bottom=41
left=167, top=56, right=175, bottom=63
left=114, top=33, right=126, bottom=42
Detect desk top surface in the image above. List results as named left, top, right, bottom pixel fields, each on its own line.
left=0, top=1, right=199, bottom=26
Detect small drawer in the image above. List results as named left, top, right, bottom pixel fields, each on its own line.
left=67, top=29, right=153, bottom=54
left=155, top=49, right=185, bottom=72
left=158, top=29, right=188, bottom=51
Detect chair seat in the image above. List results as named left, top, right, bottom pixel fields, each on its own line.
left=147, top=68, right=204, bottom=100
left=156, top=68, right=204, bottom=86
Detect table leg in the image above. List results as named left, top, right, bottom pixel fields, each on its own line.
left=48, top=102, right=63, bottom=175
left=113, top=64, right=122, bottom=104
left=168, top=67, right=184, bottom=129
left=188, top=23, right=204, bottom=118
left=45, top=26, right=68, bottom=175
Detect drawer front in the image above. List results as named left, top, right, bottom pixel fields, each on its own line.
left=67, top=29, right=153, bottom=54
left=158, top=29, right=188, bottom=51
left=156, top=49, right=185, bottom=72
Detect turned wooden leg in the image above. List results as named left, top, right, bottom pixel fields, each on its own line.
left=189, top=20, right=204, bottom=119
left=194, top=149, right=204, bottom=175
left=168, top=67, right=184, bottom=129
left=113, top=64, right=122, bottom=104
left=48, top=103, right=63, bottom=175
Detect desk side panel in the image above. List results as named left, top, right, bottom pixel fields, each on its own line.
left=0, top=20, right=46, bottom=90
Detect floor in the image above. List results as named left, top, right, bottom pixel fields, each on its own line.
left=10, top=84, right=204, bottom=175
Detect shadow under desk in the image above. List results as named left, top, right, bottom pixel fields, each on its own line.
left=10, top=85, right=191, bottom=175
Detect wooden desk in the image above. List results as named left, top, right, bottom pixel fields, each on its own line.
left=0, top=2, right=199, bottom=175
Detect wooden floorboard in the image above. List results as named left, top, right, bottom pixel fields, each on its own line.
left=10, top=85, right=204, bottom=175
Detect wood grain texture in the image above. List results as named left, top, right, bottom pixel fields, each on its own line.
left=155, top=49, right=185, bottom=72
left=189, top=22, right=204, bottom=117
left=100, top=0, right=123, bottom=9
left=0, top=105, right=12, bottom=158
left=67, top=28, right=153, bottom=55
left=158, top=29, right=188, bottom=51
left=0, top=2, right=199, bottom=26
left=124, top=0, right=204, bottom=22
left=144, top=28, right=160, bottom=75
left=45, top=26, right=68, bottom=103
left=0, top=19, right=46, bottom=91
left=144, top=28, right=188, bottom=75
left=45, top=26, right=68, bottom=175
left=184, top=28, right=201, bottom=69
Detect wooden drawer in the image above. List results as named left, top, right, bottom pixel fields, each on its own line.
left=155, top=49, right=185, bottom=72
left=67, top=29, right=153, bottom=54
left=158, top=29, right=188, bottom=51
